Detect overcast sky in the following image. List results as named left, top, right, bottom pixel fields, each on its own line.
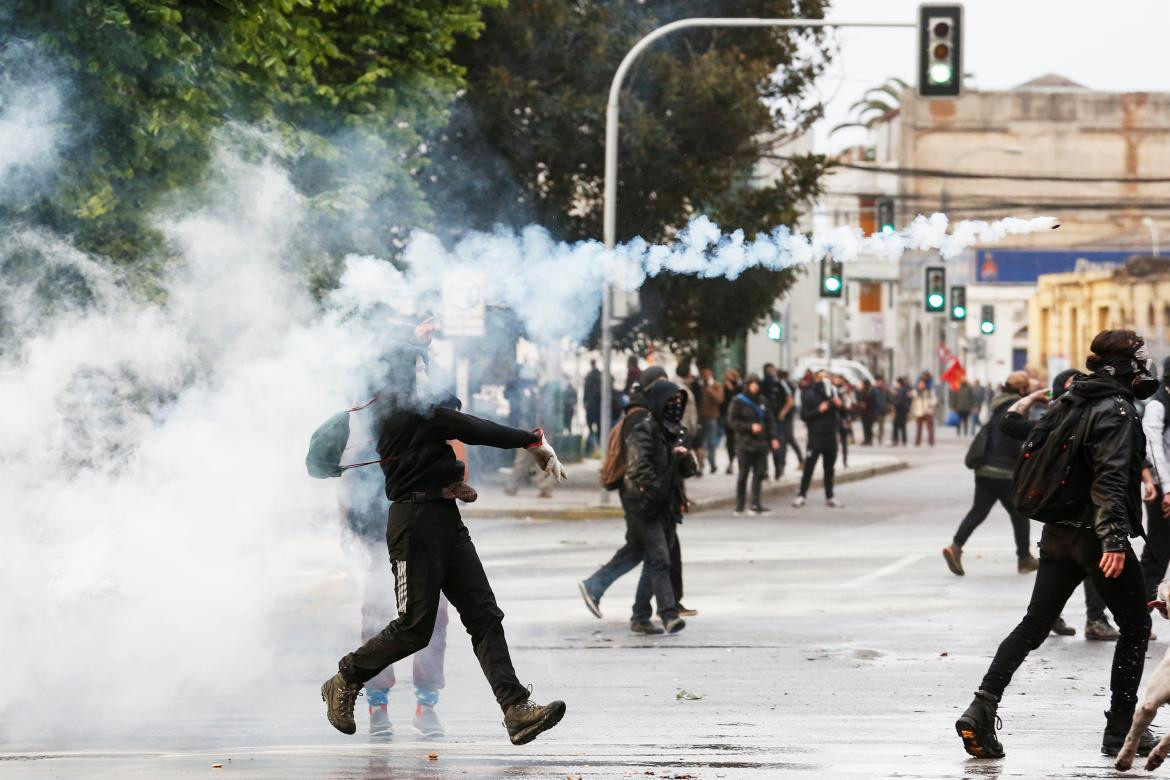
left=814, top=0, right=1170, bottom=153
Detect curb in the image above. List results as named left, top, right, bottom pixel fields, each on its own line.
left=462, top=459, right=910, bottom=521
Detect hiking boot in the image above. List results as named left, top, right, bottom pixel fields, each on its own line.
left=369, top=704, right=392, bottom=737
left=577, top=581, right=602, bottom=619
left=630, top=619, right=664, bottom=635
left=942, top=544, right=964, bottom=576
left=825, top=498, right=844, bottom=508
left=676, top=603, right=698, bottom=617
left=1102, top=709, right=1157, bottom=757
left=413, top=704, right=445, bottom=738
left=750, top=505, right=771, bottom=515
left=955, top=689, right=1005, bottom=759
left=1086, top=618, right=1121, bottom=641
left=321, top=672, right=363, bottom=735
left=792, top=495, right=806, bottom=508
left=503, top=694, right=566, bottom=745
left=1017, top=554, right=1039, bottom=574
left=662, top=615, right=686, bottom=634
left=1050, top=616, right=1076, bottom=636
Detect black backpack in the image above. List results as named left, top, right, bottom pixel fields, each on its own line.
left=1011, top=393, right=1094, bottom=522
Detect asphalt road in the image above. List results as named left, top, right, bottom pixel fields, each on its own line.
left=5, top=438, right=1167, bottom=778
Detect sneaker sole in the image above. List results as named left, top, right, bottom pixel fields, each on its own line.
left=955, top=717, right=1003, bottom=759
left=509, top=700, right=566, bottom=746
left=413, top=723, right=445, bottom=738
left=321, top=682, right=357, bottom=735
left=577, top=581, right=602, bottom=619
left=942, top=548, right=964, bottom=576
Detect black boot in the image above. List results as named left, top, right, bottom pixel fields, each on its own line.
left=503, top=693, right=566, bottom=745
left=955, top=690, right=1005, bottom=758
left=321, top=672, right=363, bottom=735
left=1102, top=709, right=1157, bottom=757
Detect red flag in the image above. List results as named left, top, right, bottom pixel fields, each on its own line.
left=941, top=359, right=966, bottom=391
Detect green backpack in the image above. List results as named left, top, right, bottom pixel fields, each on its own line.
left=305, top=398, right=391, bottom=478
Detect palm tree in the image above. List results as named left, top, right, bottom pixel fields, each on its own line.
left=829, top=77, right=909, bottom=137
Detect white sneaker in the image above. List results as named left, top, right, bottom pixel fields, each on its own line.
left=825, top=498, right=844, bottom=508
left=791, top=495, right=806, bottom=508
left=733, top=510, right=746, bottom=517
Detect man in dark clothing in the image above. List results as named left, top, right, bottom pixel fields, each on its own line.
left=321, top=323, right=570, bottom=747
left=942, top=372, right=1038, bottom=576
left=762, top=364, right=789, bottom=478
left=728, top=374, right=779, bottom=514
left=793, top=369, right=843, bottom=508
left=951, top=380, right=976, bottom=436
left=776, top=369, right=804, bottom=473
left=891, top=377, right=912, bottom=446
left=956, top=330, right=1160, bottom=761
left=859, top=379, right=878, bottom=446
left=584, top=359, right=602, bottom=452
left=872, top=375, right=890, bottom=445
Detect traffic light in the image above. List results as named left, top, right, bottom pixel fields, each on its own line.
left=876, top=198, right=896, bottom=234
left=980, top=305, right=996, bottom=334
left=924, top=266, right=946, bottom=312
left=918, top=4, right=963, bottom=98
left=767, top=312, right=784, bottom=342
left=949, top=285, right=967, bottom=321
left=820, top=255, right=843, bottom=298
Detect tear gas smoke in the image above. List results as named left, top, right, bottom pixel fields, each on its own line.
left=0, top=75, right=1060, bottom=744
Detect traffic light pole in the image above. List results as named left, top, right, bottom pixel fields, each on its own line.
left=600, top=17, right=916, bottom=495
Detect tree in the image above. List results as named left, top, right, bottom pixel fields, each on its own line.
left=426, top=0, right=832, bottom=360
left=0, top=0, right=501, bottom=275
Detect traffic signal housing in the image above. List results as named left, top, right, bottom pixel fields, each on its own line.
left=980, top=305, right=996, bottom=334
left=924, top=266, right=946, bottom=312
left=949, top=286, right=967, bottom=321
left=876, top=198, right=896, bottom=234
left=767, top=312, right=784, bottom=342
left=820, top=255, right=843, bottom=298
left=918, top=4, right=963, bottom=98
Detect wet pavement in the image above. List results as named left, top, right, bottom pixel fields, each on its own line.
left=4, top=438, right=1167, bottom=778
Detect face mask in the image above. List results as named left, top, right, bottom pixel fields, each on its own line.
left=1101, top=347, right=1158, bottom=399
left=662, top=396, right=685, bottom=425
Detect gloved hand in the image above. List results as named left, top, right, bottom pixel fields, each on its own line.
left=525, top=428, right=568, bottom=483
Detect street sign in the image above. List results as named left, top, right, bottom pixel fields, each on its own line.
left=441, top=275, right=485, bottom=337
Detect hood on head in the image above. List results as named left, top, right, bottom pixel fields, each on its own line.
left=640, top=365, right=668, bottom=387
left=648, top=380, right=684, bottom=423
left=1052, top=369, right=1080, bottom=399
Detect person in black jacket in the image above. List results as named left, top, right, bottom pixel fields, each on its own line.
left=322, top=319, right=569, bottom=747
left=942, top=372, right=1038, bottom=576
left=793, top=369, right=844, bottom=508
left=956, top=330, right=1160, bottom=761
left=728, top=374, right=779, bottom=514
left=620, top=379, right=697, bottom=634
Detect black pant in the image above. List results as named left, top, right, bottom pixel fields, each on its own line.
left=861, top=415, right=876, bottom=445
left=892, top=411, right=908, bottom=445
left=838, top=424, right=850, bottom=466
left=339, top=501, right=528, bottom=711
left=957, top=411, right=971, bottom=435
left=626, top=508, right=678, bottom=621
left=774, top=415, right=803, bottom=477
left=736, top=449, right=768, bottom=510
left=1142, top=486, right=1170, bottom=602
left=799, top=437, right=837, bottom=499
left=952, top=476, right=1031, bottom=560
left=979, top=524, right=1150, bottom=715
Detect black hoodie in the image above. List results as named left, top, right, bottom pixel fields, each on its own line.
left=620, top=381, right=696, bottom=519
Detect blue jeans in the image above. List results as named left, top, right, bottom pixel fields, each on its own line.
left=702, top=418, right=722, bottom=467
left=583, top=522, right=682, bottom=621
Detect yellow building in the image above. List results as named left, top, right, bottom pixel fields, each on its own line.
left=1029, top=257, right=1170, bottom=373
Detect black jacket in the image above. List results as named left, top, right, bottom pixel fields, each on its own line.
left=978, top=392, right=1025, bottom=475
left=800, top=380, right=840, bottom=440
left=621, top=381, right=696, bottom=521
left=728, top=390, right=777, bottom=453
left=375, top=401, right=538, bottom=502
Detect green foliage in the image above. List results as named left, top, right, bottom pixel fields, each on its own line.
left=426, top=0, right=832, bottom=358
left=0, top=0, right=501, bottom=268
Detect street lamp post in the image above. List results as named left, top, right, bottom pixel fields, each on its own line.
left=599, top=17, right=915, bottom=488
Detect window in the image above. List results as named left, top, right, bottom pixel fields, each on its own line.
left=858, top=282, right=883, bottom=313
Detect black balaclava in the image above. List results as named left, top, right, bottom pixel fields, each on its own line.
left=1095, top=345, right=1158, bottom=400
left=661, top=393, right=685, bottom=426
left=1051, top=369, right=1079, bottom=400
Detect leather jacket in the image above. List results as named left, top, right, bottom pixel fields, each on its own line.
left=621, top=381, right=697, bottom=521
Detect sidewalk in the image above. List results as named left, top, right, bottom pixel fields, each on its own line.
left=461, top=446, right=911, bottom=520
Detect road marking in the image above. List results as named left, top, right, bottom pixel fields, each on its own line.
left=842, top=553, right=926, bottom=589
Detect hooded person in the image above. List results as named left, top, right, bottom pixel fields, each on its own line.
left=727, top=373, right=779, bottom=514
left=956, top=330, right=1160, bottom=762
left=793, top=368, right=843, bottom=508
left=942, top=371, right=1038, bottom=578
left=321, top=317, right=570, bottom=747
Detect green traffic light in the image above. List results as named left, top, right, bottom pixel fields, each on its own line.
left=824, top=277, right=842, bottom=294
left=928, top=62, right=953, bottom=85
left=952, top=305, right=966, bottom=319
left=927, top=293, right=945, bottom=310
left=767, top=321, right=782, bottom=341
left=980, top=321, right=995, bottom=334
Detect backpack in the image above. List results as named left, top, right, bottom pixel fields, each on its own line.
left=305, top=398, right=393, bottom=479
left=1011, top=393, right=1094, bottom=522
left=598, top=418, right=627, bottom=490
left=963, top=421, right=992, bottom=469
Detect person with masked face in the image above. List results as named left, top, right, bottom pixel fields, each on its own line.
left=728, top=374, right=780, bottom=514
left=793, top=369, right=844, bottom=508
left=321, top=317, right=570, bottom=747
left=956, top=330, right=1159, bottom=761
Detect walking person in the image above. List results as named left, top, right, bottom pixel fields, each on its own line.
left=873, top=375, right=890, bottom=446
left=720, top=368, right=743, bottom=475
left=859, top=379, right=878, bottom=446
left=834, top=375, right=854, bottom=467
left=777, top=369, right=805, bottom=472
left=1141, top=356, right=1170, bottom=602
left=912, top=377, right=937, bottom=446
left=955, top=330, right=1160, bottom=761
left=699, top=367, right=724, bottom=474
left=941, top=372, right=1039, bottom=577
left=891, top=377, right=911, bottom=446
left=952, top=379, right=976, bottom=436
left=763, top=363, right=790, bottom=479
left=321, top=318, right=570, bottom=746
left=793, top=368, right=844, bottom=508
left=728, top=374, right=779, bottom=515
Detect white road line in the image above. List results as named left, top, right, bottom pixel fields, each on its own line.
left=841, top=553, right=926, bottom=589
